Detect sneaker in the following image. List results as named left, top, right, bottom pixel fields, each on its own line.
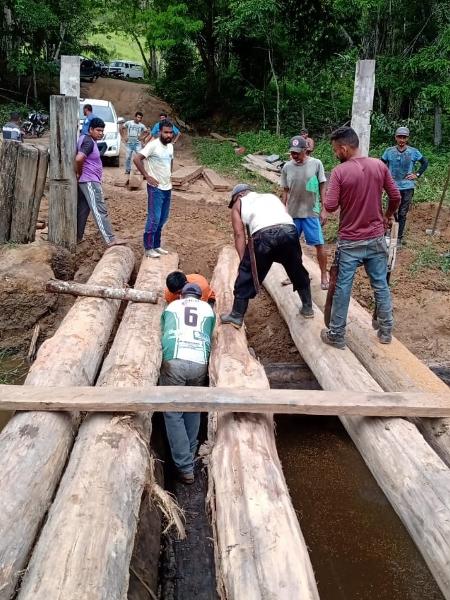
left=145, top=249, right=161, bottom=258
left=177, top=471, right=194, bottom=485
left=155, top=247, right=169, bottom=255
left=377, top=330, right=392, bottom=344
left=320, top=328, right=346, bottom=349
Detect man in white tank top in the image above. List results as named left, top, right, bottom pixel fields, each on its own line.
left=221, top=183, right=312, bottom=328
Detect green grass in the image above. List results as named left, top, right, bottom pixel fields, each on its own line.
left=0, top=349, right=26, bottom=385
left=88, top=32, right=145, bottom=64
left=409, top=243, right=450, bottom=275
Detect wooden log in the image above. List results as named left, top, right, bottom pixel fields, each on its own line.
left=202, top=168, right=231, bottom=191
left=17, top=254, right=178, bottom=600
left=0, top=246, right=135, bottom=600
left=264, top=261, right=450, bottom=598
left=0, top=139, right=20, bottom=242
left=171, top=165, right=203, bottom=185
left=301, top=253, right=450, bottom=466
left=244, top=154, right=282, bottom=173
left=0, top=385, right=449, bottom=417
left=350, top=59, right=375, bottom=157
left=243, top=162, right=281, bottom=184
left=46, top=279, right=159, bottom=304
left=128, top=172, right=143, bottom=190
left=9, top=144, right=40, bottom=243
left=48, top=95, right=78, bottom=251
left=208, top=246, right=319, bottom=600
left=28, top=146, right=49, bottom=241
left=60, top=55, right=80, bottom=98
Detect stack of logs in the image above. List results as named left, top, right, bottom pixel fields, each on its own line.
left=0, top=140, right=48, bottom=244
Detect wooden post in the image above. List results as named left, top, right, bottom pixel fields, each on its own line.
left=28, top=145, right=49, bottom=241
left=351, top=59, right=375, bottom=157
left=60, top=55, right=80, bottom=98
left=208, top=246, right=320, bottom=600
left=0, top=139, right=20, bottom=243
left=0, top=246, right=135, bottom=600
left=17, top=254, right=178, bottom=600
left=264, top=262, right=450, bottom=598
left=48, top=95, right=78, bottom=251
left=9, top=144, right=39, bottom=243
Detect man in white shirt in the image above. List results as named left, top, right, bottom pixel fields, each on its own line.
left=133, top=120, right=174, bottom=258
left=221, top=183, right=312, bottom=328
left=159, top=283, right=216, bottom=484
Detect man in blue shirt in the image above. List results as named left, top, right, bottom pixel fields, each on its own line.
left=80, top=104, right=97, bottom=135
left=381, top=127, right=428, bottom=245
left=150, top=112, right=180, bottom=143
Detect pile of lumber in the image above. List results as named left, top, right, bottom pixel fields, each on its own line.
left=172, top=165, right=204, bottom=190
left=243, top=153, right=282, bottom=184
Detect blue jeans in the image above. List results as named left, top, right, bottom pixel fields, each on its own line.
left=125, top=141, right=141, bottom=173
left=330, top=236, right=393, bottom=338
left=143, top=185, right=171, bottom=250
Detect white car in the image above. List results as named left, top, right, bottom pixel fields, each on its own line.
left=108, top=60, right=144, bottom=80
left=79, top=98, right=123, bottom=167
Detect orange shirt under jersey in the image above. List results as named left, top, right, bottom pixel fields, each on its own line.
left=164, top=273, right=215, bottom=303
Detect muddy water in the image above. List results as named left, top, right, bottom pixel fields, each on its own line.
left=275, top=413, right=444, bottom=600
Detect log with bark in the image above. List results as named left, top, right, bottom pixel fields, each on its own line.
left=46, top=278, right=160, bottom=304
left=0, top=139, right=20, bottom=242
left=0, top=246, right=135, bottom=600
left=301, top=253, right=450, bottom=467
left=17, top=254, right=178, bottom=600
left=208, top=246, right=319, bottom=600
left=264, top=261, right=450, bottom=599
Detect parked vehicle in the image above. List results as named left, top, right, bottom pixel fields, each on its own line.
left=80, top=57, right=101, bottom=82
left=79, top=99, right=123, bottom=167
left=108, top=60, right=144, bottom=80
left=22, top=112, right=49, bottom=138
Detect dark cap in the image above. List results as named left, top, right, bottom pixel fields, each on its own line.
left=181, top=283, right=202, bottom=298
left=289, top=136, right=308, bottom=153
left=228, top=183, right=253, bottom=208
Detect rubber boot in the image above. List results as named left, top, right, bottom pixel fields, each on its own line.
left=297, top=286, right=314, bottom=318
left=220, top=298, right=249, bottom=328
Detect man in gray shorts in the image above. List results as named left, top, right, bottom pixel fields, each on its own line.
left=76, top=117, right=124, bottom=246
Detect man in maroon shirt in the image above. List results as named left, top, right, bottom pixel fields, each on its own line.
left=320, top=126, right=401, bottom=348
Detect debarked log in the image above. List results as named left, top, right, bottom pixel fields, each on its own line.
left=264, top=261, right=450, bottom=598
left=0, top=246, right=135, bottom=600
left=17, top=254, right=179, bottom=600
left=46, top=278, right=160, bottom=304
left=208, top=246, right=319, bottom=600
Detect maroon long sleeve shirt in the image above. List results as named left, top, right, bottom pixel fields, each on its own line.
left=325, top=157, right=401, bottom=241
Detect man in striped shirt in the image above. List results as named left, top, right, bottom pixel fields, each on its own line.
left=2, top=112, right=23, bottom=141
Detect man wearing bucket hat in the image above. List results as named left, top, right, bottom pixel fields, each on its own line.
left=221, top=183, right=312, bottom=328
left=159, top=283, right=215, bottom=484
left=280, top=135, right=328, bottom=289
left=381, top=127, right=428, bottom=246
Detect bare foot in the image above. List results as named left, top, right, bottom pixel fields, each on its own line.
left=108, top=238, right=128, bottom=247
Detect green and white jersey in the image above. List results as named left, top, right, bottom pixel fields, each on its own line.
left=161, top=297, right=215, bottom=364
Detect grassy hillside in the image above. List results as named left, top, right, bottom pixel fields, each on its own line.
left=89, top=32, right=145, bottom=64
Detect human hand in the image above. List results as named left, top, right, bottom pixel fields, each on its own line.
left=320, top=208, right=329, bottom=226
left=146, top=175, right=159, bottom=187
left=383, top=214, right=394, bottom=230
left=404, top=173, right=418, bottom=181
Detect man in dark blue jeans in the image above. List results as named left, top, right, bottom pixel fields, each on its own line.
left=133, top=120, right=174, bottom=258
left=320, top=127, right=401, bottom=348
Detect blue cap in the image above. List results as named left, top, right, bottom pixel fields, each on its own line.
left=229, top=183, right=253, bottom=208
left=181, top=283, right=202, bottom=298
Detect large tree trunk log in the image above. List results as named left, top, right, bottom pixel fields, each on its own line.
left=17, top=254, right=178, bottom=600
left=264, top=262, right=450, bottom=598
left=301, top=253, right=450, bottom=467
left=0, top=246, right=135, bottom=600
left=0, top=140, right=20, bottom=242
left=46, top=279, right=159, bottom=304
left=208, top=246, right=319, bottom=600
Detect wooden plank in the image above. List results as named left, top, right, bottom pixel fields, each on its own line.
left=60, top=55, right=80, bottom=98
left=48, top=95, right=78, bottom=251
left=302, top=253, right=450, bottom=467
left=0, top=385, right=448, bottom=416
left=0, top=139, right=20, bottom=242
left=28, top=145, right=49, bottom=241
left=127, top=172, right=143, bottom=190
left=264, top=261, right=450, bottom=599
left=18, top=254, right=179, bottom=600
left=9, top=144, right=39, bottom=243
left=244, top=154, right=281, bottom=173
left=171, top=165, right=203, bottom=185
left=243, top=162, right=281, bottom=184
left=350, top=59, right=375, bottom=157
left=46, top=279, right=159, bottom=304
left=208, top=246, right=319, bottom=600
left=202, top=168, right=231, bottom=191
left=0, top=246, right=135, bottom=600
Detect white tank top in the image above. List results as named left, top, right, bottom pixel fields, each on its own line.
left=240, top=192, right=294, bottom=235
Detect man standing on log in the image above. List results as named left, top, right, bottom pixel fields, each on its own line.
left=164, top=271, right=215, bottom=305
left=280, top=135, right=328, bottom=289
left=160, top=283, right=215, bottom=484
left=221, top=184, right=313, bottom=328
left=381, top=126, right=428, bottom=247
left=133, top=119, right=174, bottom=258
left=320, top=126, right=401, bottom=349
left=76, top=117, right=124, bottom=246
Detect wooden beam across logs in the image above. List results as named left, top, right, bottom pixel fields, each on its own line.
left=0, top=246, right=135, bottom=600
left=264, top=261, right=450, bottom=599
left=207, top=246, right=320, bottom=600
left=17, top=254, right=179, bottom=600
left=46, top=278, right=159, bottom=304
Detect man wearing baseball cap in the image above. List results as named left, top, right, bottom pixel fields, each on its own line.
left=381, top=127, right=428, bottom=246
left=221, top=183, right=312, bottom=328
left=159, top=282, right=215, bottom=484
left=280, top=135, right=328, bottom=289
